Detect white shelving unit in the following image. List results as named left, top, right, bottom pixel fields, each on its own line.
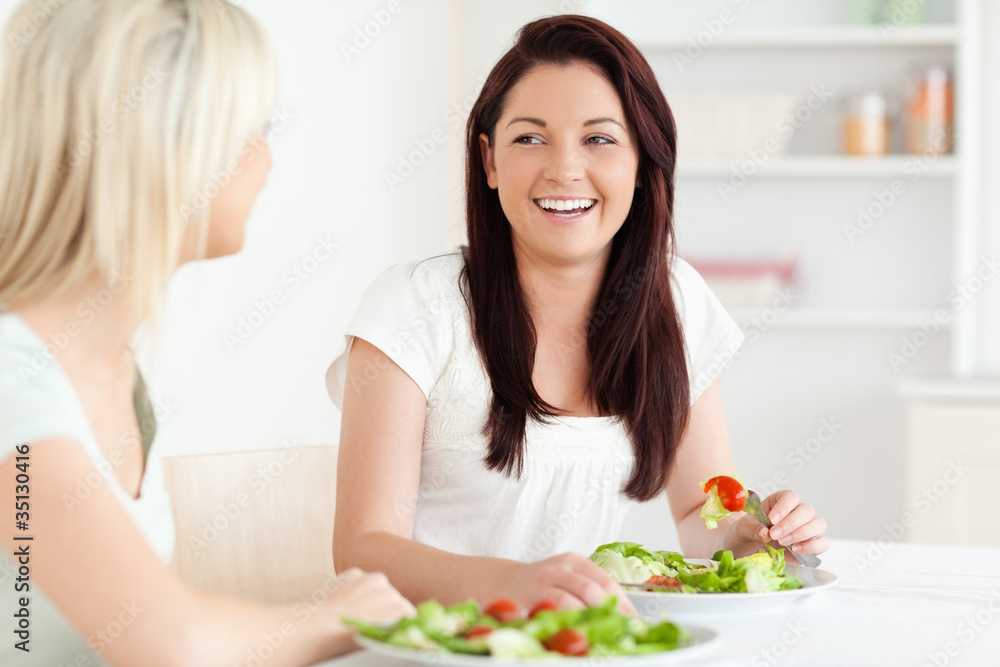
left=678, top=155, right=957, bottom=179
left=594, top=0, right=990, bottom=547
left=727, top=307, right=956, bottom=331
left=635, top=25, right=959, bottom=50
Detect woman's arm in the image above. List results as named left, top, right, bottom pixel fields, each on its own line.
left=0, top=440, right=412, bottom=667
left=666, top=378, right=829, bottom=558
left=334, top=338, right=628, bottom=612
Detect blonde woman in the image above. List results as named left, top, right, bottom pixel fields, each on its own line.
left=0, top=1, right=412, bottom=665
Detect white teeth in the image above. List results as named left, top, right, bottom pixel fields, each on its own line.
left=536, top=198, right=596, bottom=213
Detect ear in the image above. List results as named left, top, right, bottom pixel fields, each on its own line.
left=479, top=133, right=499, bottom=190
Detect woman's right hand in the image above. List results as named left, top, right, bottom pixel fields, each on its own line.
left=501, top=553, right=635, bottom=614
left=327, top=568, right=416, bottom=625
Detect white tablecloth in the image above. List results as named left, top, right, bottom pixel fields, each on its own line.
left=316, top=539, right=1000, bottom=667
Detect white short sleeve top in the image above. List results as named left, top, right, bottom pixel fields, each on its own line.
left=326, top=252, right=742, bottom=562
left=0, top=313, right=175, bottom=667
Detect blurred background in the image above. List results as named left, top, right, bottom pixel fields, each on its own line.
left=3, top=0, right=996, bottom=549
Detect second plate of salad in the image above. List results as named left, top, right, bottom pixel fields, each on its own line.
left=591, top=542, right=838, bottom=620
left=349, top=596, right=720, bottom=666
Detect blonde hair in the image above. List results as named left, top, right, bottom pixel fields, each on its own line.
left=0, top=0, right=277, bottom=325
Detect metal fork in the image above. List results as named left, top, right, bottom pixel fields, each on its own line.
left=745, top=489, right=821, bottom=568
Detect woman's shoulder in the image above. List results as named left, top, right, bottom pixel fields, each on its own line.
left=0, top=314, right=88, bottom=455
left=0, top=312, right=55, bottom=390
left=364, top=250, right=466, bottom=308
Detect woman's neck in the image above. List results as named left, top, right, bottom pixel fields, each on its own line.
left=513, top=243, right=611, bottom=325
left=12, top=272, right=136, bottom=384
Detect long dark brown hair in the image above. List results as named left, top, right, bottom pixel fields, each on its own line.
left=462, top=14, right=689, bottom=502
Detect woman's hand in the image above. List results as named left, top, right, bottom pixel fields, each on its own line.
left=499, top=553, right=636, bottom=614
left=327, top=569, right=416, bottom=625
left=725, top=490, right=828, bottom=558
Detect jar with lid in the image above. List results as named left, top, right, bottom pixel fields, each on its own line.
left=843, top=92, right=890, bottom=156
left=905, top=67, right=953, bottom=155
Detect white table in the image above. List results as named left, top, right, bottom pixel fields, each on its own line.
left=317, top=540, right=1000, bottom=666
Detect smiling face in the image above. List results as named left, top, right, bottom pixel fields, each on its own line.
left=480, top=62, right=640, bottom=269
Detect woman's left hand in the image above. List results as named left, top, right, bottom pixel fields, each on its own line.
left=725, top=489, right=828, bottom=558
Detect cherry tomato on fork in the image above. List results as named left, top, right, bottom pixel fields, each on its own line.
left=703, top=475, right=747, bottom=512
left=484, top=598, right=521, bottom=623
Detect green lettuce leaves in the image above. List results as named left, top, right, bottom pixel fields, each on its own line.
left=347, top=595, right=691, bottom=658
left=591, top=542, right=803, bottom=594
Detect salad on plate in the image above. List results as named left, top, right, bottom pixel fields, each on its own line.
left=590, top=542, right=803, bottom=594
left=347, top=595, right=693, bottom=659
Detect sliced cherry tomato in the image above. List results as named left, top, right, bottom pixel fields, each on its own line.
left=543, top=628, right=589, bottom=656
left=645, top=575, right=682, bottom=587
left=484, top=598, right=521, bottom=623
left=528, top=600, right=559, bottom=618
left=464, top=626, right=493, bottom=638
left=704, top=475, right=747, bottom=512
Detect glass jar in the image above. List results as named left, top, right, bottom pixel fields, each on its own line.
left=844, top=92, right=890, bottom=156
left=905, top=67, right=954, bottom=155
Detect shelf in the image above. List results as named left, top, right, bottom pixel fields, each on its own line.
left=896, top=376, right=1000, bottom=403
left=726, top=308, right=954, bottom=331
left=677, top=155, right=957, bottom=179
left=636, top=25, right=958, bottom=50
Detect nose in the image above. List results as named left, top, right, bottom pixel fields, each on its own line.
left=543, top=142, right=584, bottom=184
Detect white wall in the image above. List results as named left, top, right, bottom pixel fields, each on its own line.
left=149, top=0, right=464, bottom=457
left=146, top=0, right=590, bottom=460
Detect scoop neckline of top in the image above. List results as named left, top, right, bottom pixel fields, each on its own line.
left=550, top=414, right=620, bottom=427
left=1, top=310, right=151, bottom=501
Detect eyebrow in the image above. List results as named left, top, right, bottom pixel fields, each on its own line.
left=506, top=117, right=546, bottom=129
left=504, top=116, right=627, bottom=131
left=584, top=117, right=626, bottom=130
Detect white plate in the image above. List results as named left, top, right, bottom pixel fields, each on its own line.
left=626, top=561, right=838, bottom=621
left=356, top=625, right=719, bottom=666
